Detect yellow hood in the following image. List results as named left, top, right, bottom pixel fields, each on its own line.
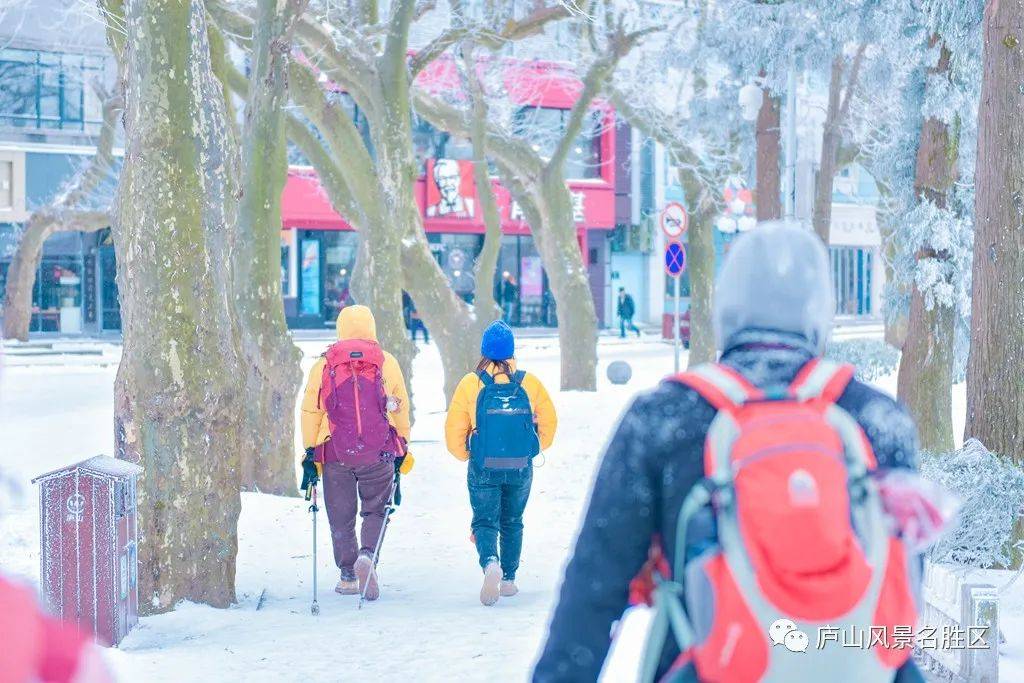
left=336, top=305, right=377, bottom=341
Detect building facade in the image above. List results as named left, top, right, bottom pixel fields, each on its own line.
left=0, top=4, right=120, bottom=335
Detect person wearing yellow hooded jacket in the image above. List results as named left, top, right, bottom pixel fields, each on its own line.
left=300, top=305, right=412, bottom=600
left=445, top=320, right=557, bottom=606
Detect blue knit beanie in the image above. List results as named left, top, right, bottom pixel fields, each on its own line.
left=480, top=320, right=515, bottom=361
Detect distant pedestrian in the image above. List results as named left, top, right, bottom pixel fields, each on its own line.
left=404, top=294, right=429, bottom=343
left=617, top=287, right=640, bottom=338
left=444, top=321, right=557, bottom=606
left=500, top=272, right=518, bottom=324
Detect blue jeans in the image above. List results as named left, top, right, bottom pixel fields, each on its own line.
left=467, top=464, right=533, bottom=580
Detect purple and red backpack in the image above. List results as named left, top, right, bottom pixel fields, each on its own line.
left=316, top=339, right=402, bottom=467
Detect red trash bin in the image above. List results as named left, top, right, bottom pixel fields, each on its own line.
left=32, top=456, right=143, bottom=646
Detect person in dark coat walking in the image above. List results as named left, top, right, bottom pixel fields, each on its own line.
left=534, top=224, right=926, bottom=683
left=617, top=287, right=640, bottom=338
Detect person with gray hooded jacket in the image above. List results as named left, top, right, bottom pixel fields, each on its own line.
left=533, top=223, right=925, bottom=682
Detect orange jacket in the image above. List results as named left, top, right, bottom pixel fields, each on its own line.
left=300, top=306, right=412, bottom=453
left=444, top=360, right=557, bottom=462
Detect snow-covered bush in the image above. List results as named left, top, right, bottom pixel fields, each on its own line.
left=920, top=439, right=1024, bottom=569
left=825, top=339, right=900, bottom=382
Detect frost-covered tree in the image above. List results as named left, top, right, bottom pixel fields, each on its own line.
left=413, top=5, right=657, bottom=390
left=850, top=1, right=982, bottom=454
left=609, top=0, right=746, bottom=365
left=211, top=0, right=573, bottom=398
left=232, top=0, right=306, bottom=495
left=967, top=0, right=1024, bottom=516
left=103, top=0, right=247, bottom=611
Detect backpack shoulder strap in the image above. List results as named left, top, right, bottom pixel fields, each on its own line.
left=477, top=370, right=494, bottom=386
left=511, top=370, right=526, bottom=385
left=667, top=363, right=764, bottom=412
left=788, top=358, right=855, bottom=404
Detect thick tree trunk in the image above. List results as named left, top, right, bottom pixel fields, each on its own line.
left=111, top=0, right=244, bottom=613
left=896, top=291, right=955, bottom=452
left=755, top=90, right=782, bottom=221
left=234, top=0, right=304, bottom=495
left=967, top=0, right=1024, bottom=516
left=897, top=40, right=957, bottom=455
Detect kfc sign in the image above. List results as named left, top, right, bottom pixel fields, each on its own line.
left=426, top=158, right=476, bottom=218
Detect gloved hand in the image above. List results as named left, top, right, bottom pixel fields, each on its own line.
left=301, top=447, right=319, bottom=499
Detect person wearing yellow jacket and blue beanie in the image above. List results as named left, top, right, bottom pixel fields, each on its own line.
left=445, top=320, right=557, bottom=606
left=299, top=305, right=413, bottom=600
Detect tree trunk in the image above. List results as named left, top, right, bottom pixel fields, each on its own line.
left=2, top=216, right=54, bottom=341
left=812, top=48, right=866, bottom=244
left=897, top=39, right=957, bottom=455
left=527, top=176, right=598, bottom=391
left=967, top=0, right=1024, bottom=519
left=812, top=57, right=845, bottom=244
left=111, top=0, right=244, bottom=613
left=896, top=291, right=955, bottom=452
left=233, top=0, right=304, bottom=495
left=756, top=89, right=782, bottom=221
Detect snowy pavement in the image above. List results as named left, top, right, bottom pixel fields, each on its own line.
left=0, top=336, right=1016, bottom=682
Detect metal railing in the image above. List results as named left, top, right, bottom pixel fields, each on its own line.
left=915, top=562, right=1000, bottom=683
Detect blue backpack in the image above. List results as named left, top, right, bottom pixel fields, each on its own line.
left=469, top=370, right=540, bottom=470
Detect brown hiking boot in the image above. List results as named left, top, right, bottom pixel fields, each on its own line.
left=480, top=560, right=502, bottom=606
left=335, top=568, right=358, bottom=595
left=355, top=554, right=379, bottom=601
left=500, top=580, right=518, bottom=597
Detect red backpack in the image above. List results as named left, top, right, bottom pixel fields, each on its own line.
left=318, top=339, right=401, bottom=467
left=641, top=359, right=918, bottom=683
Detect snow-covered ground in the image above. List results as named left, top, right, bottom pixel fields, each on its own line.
left=0, top=334, right=1018, bottom=682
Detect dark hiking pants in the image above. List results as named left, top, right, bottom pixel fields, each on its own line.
left=468, top=464, right=533, bottom=580
left=322, top=460, right=394, bottom=574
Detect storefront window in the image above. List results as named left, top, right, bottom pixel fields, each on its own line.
left=322, top=232, right=357, bottom=323
left=429, top=233, right=483, bottom=302
left=496, top=235, right=556, bottom=327
left=512, top=107, right=603, bottom=180
left=32, top=257, right=84, bottom=333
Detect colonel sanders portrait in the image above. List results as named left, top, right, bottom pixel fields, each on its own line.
left=427, top=158, right=476, bottom=218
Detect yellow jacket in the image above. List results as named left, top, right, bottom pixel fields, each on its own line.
left=300, top=306, right=412, bottom=461
left=444, top=360, right=557, bottom=462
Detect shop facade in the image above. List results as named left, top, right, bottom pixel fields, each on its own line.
left=279, top=164, right=616, bottom=329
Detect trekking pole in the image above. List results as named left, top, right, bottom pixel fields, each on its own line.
left=359, top=472, right=400, bottom=610
left=309, top=482, right=320, bottom=616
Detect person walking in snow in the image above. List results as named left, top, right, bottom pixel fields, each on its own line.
left=617, top=287, right=641, bottom=338
left=445, top=320, right=557, bottom=606
left=534, top=223, right=928, bottom=682
left=300, top=305, right=413, bottom=601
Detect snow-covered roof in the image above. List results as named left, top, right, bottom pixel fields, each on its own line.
left=32, top=455, right=143, bottom=484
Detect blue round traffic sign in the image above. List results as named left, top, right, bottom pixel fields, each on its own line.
left=664, top=242, right=687, bottom=277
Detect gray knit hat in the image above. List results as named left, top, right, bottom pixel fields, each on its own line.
left=713, top=221, right=834, bottom=354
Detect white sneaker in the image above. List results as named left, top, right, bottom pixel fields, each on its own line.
left=480, top=561, right=502, bottom=606
left=500, top=580, right=518, bottom=597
